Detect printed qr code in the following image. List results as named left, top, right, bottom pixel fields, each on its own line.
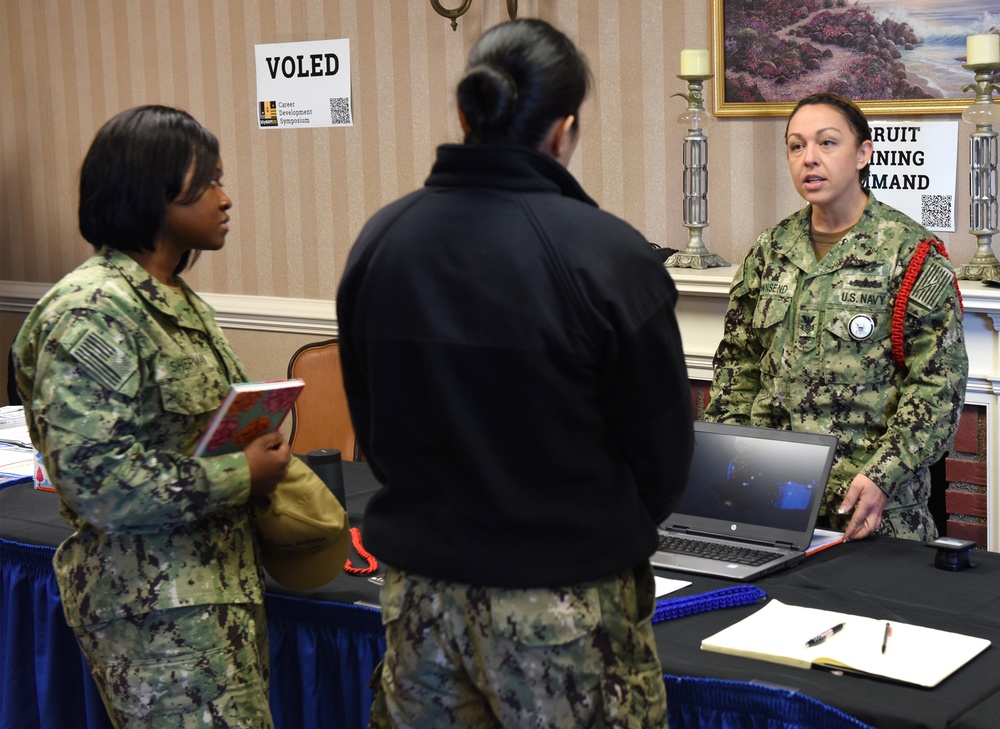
left=329, top=97, right=351, bottom=125
left=920, top=194, right=951, bottom=229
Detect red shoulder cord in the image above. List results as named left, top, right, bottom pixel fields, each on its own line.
left=890, top=238, right=963, bottom=370
left=343, top=527, right=378, bottom=575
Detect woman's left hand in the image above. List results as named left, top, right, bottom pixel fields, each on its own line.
left=245, top=432, right=292, bottom=496
left=838, top=473, right=888, bottom=541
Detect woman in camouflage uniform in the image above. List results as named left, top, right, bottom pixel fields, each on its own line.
left=706, top=93, right=967, bottom=543
left=13, top=106, right=291, bottom=728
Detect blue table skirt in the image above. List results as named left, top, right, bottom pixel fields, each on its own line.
left=0, top=537, right=385, bottom=729
left=0, top=537, right=870, bottom=729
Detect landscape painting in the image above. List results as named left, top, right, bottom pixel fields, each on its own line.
left=711, top=0, right=1000, bottom=116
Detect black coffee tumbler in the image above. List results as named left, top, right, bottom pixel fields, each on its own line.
left=307, top=448, right=346, bottom=509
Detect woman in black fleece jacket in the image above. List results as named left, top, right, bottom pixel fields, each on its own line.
left=337, top=18, right=693, bottom=729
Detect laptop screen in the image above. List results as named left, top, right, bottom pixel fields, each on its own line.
left=664, top=421, right=838, bottom=547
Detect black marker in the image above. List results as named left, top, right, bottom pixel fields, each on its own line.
left=805, top=622, right=845, bottom=647
left=882, top=623, right=892, bottom=653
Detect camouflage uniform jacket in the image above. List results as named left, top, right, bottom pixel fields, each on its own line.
left=13, top=249, right=262, bottom=626
left=705, top=195, right=968, bottom=532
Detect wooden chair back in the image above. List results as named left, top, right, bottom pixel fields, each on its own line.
left=287, top=339, right=358, bottom=459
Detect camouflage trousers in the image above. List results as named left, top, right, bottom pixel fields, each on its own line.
left=369, top=562, right=667, bottom=729
left=71, top=603, right=273, bottom=729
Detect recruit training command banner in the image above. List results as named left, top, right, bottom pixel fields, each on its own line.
left=255, top=38, right=353, bottom=129
left=865, top=121, right=958, bottom=233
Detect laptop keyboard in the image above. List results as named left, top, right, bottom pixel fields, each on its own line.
left=657, top=534, right=777, bottom=566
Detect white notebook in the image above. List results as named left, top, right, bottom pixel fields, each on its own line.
left=701, top=599, right=990, bottom=688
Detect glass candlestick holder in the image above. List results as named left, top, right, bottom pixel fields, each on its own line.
left=665, top=74, right=728, bottom=269
left=956, top=62, right=1000, bottom=283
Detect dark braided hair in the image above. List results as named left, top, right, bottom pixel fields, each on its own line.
left=457, top=19, right=591, bottom=149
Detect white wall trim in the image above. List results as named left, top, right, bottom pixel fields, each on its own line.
left=2, top=281, right=67, bottom=315
left=0, top=280, right=338, bottom=337
left=6, top=274, right=998, bottom=334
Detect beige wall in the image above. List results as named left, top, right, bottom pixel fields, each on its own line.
left=0, top=0, right=978, bottom=403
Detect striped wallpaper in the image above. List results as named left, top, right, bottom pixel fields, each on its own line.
left=0, top=0, right=976, bottom=300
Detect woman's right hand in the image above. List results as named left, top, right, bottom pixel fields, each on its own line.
left=244, top=432, right=291, bottom=497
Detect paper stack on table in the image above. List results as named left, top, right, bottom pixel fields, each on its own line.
left=0, top=406, right=34, bottom=485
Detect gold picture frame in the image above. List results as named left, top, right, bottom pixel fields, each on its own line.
left=710, top=0, right=989, bottom=117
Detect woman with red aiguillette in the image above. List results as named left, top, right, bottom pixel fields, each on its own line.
left=706, top=93, right=967, bottom=543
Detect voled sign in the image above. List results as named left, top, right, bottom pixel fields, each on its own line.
left=255, top=38, right=352, bottom=129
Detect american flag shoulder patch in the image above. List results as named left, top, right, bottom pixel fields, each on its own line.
left=67, top=327, right=137, bottom=392
left=907, top=258, right=954, bottom=314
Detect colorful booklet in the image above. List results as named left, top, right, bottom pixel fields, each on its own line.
left=193, top=379, right=305, bottom=457
left=806, top=528, right=845, bottom=556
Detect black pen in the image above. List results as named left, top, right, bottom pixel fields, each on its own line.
left=882, top=623, right=892, bottom=654
left=805, top=622, right=845, bottom=647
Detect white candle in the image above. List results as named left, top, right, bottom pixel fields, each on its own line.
left=967, top=34, right=1000, bottom=65
left=680, top=49, right=710, bottom=76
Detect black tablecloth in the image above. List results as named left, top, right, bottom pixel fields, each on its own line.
left=650, top=535, right=1000, bottom=729
left=0, top=462, right=386, bottom=604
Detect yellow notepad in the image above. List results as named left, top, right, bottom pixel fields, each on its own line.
left=701, top=599, right=990, bottom=688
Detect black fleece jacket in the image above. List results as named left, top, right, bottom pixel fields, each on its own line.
left=337, top=143, right=693, bottom=587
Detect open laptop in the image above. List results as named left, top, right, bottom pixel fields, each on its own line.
left=650, top=420, right=837, bottom=581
